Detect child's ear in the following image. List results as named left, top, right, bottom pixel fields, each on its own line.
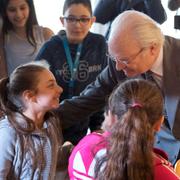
left=153, top=116, right=164, bottom=131
left=101, top=110, right=117, bottom=131
left=22, top=90, right=36, bottom=102
left=107, top=110, right=117, bottom=127
left=90, top=16, right=96, bottom=26
left=60, top=17, right=65, bottom=26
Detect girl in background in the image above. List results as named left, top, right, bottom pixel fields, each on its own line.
left=0, top=0, right=54, bottom=77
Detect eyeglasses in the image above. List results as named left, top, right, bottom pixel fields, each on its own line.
left=63, top=16, right=92, bottom=25
left=107, top=48, right=145, bottom=65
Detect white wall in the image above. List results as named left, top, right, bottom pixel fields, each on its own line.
left=161, top=0, right=180, bottom=38
left=34, top=0, right=64, bottom=34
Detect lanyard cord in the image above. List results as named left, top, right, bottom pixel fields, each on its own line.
left=62, top=35, right=83, bottom=98
left=62, top=36, right=82, bottom=81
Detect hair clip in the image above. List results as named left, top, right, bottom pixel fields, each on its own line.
left=131, top=103, right=142, bottom=108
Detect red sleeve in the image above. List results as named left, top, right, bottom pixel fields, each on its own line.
left=155, top=161, right=180, bottom=180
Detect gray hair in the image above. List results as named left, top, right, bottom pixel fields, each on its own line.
left=109, top=10, right=164, bottom=48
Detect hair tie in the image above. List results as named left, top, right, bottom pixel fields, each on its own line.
left=131, top=103, right=142, bottom=108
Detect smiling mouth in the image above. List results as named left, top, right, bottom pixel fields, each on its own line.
left=14, top=19, right=24, bottom=23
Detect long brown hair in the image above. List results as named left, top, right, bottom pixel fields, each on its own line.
left=0, top=0, right=38, bottom=49
left=0, top=61, right=49, bottom=134
left=96, top=79, right=164, bottom=180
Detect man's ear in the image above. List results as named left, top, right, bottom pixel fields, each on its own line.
left=153, top=116, right=164, bottom=132
left=149, top=42, right=160, bottom=56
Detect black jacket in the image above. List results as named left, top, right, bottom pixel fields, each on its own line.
left=93, top=0, right=167, bottom=25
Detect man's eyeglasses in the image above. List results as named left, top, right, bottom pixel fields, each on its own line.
left=63, top=16, right=92, bottom=25
left=107, top=48, right=145, bottom=65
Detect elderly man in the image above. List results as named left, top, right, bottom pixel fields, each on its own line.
left=58, top=10, right=180, bottom=164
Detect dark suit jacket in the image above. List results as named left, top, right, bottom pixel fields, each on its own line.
left=93, top=0, right=167, bottom=25
left=58, top=36, right=180, bottom=164
left=163, top=36, right=180, bottom=139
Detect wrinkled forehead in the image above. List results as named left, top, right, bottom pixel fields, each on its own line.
left=108, top=11, right=143, bottom=55
left=108, top=32, right=140, bottom=57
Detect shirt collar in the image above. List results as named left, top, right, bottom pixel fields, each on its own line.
left=150, top=47, right=163, bottom=76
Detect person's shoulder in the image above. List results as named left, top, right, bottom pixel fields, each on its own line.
left=88, top=31, right=104, bottom=38
left=72, top=132, right=106, bottom=152
left=87, top=32, right=106, bottom=42
left=164, top=35, right=180, bottom=50
left=33, top=25, right=54, bottom=41
left=165, top=35, right=177, bottom=40
left=82, top=132, right=105, bottom=142
left=165, top=35, right=180, bottom=44
left=69, top=132, right=107, bottom=179
left=69, top=132, right=107, bottom=158
left=154, top=148, right=180, bottom=180
left=41, top=33, right=63, bottom=49
left=0, top=117, right=16, bottom=133
left=0, top=117, right=18, bottom=144
left=33, top=25, right=54, bottom=40
left=42, top=27, right=54, bottom=41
